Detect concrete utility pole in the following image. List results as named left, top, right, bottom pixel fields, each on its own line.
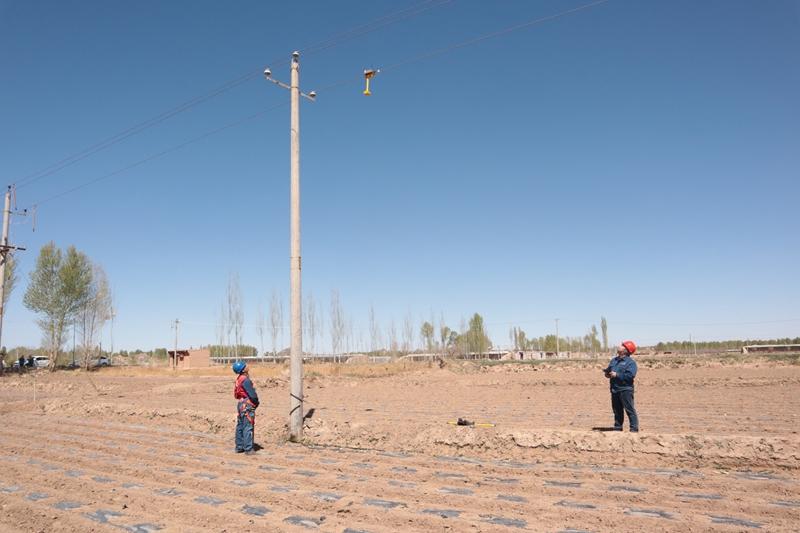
left=0, top=186, right=26, bottom=351
left=265, top=52, right=316, bottom=442
left=555, top=318, right=560, bottom=358
left=0, top=188, right=11, bottom=351
left=172, top=318, right=180, bottom=370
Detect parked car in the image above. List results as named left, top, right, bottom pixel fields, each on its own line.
left=94, top=356, right=110, bottom=367
left=32, top=356, right=50, bottom=368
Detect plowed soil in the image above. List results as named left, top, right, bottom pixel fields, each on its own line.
left=1, top=358, right=799, bottom=532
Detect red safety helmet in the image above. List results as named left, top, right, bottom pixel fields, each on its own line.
left=621, top=340, right=637, bottom=355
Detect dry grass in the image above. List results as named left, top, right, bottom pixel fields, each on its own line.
left=64, top=352, right=800, bottom=380
left=101, top=360, right=420, bottom=379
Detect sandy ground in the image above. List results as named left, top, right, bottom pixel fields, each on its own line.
left=0, top=357, right=799, bottom=532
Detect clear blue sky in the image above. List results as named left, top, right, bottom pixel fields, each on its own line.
left=1, top=0, right=798, bottom=352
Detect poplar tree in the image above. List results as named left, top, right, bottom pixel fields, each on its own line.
left=420, top=321, right=434, bottom=352
left=24, top=243, right=92, bottom=369
left=2, top=255, right=16, bottom=307
left=601, top=316, right=608, bottom=351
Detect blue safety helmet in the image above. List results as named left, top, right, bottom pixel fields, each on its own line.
left=232, top=360, right=247, bottom=374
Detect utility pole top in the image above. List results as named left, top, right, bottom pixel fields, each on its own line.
left=264, top=59, right=317, bottom=101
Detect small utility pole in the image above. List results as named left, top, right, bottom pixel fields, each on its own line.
left=555, top=318, right=560, bottom=358
left=172, top=318, right=180, bottom=370
left=265, top=52, right=316, bottom=442
left=110, top=307, right=115, bottom=365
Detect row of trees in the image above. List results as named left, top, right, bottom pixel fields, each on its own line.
left=508, top=317, right=610, bottom=354
left=655, top=337, right=800, bottom=352
left=208, top=344, right=257, bottom=357
left=213, top=280, right=497, bottom=357
left=21, top=243, right=113, bottom=370
left=217, top=274, right=286, bottom=359
left=418, top=313, right=492, bottom=356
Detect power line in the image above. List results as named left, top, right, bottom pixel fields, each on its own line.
left=11, top=0, right=454, bottom=190
left=383, top=0, right=611, bottom=72
left=596, top=318, right=800, bottom=328
left=301, top=0, right=453, bottom=56
left=317, top=0, right=612, bottom=93
left=29, top=102, right=287, bottom=207
left=25, top=0, right=609, bottom=208
left=15, top=71, right=260, bottom=190
left=501, top=317, right=800, bottom=328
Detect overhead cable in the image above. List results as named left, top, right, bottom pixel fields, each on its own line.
left=11, top=0, right=454, bottom=189
left=317, top=0, right=612, bottom=93
left=30, top=102, right=286, bottom=207
left=27, top=0, right=608, bottom=207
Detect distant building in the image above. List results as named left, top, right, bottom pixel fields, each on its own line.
left=741, top=344, right=800, bottom=354
left=168, top=348, right=211, bottom=369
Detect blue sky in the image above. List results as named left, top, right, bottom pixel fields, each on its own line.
left=1, top=0, right=798, bottom=352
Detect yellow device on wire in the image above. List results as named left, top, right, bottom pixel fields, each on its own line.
left=363, top=69, right=379, bottom=95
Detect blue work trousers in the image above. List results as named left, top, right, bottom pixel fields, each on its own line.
left=235, top=401, right=255, bottom=452
left=611, top=389, right=639, bottom=432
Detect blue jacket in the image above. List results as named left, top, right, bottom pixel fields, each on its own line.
left=242, top=377, right=259, bottom=407
left=605, top=355, right=637, bottom=392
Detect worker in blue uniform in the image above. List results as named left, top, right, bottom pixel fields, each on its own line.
left=604, top=340, right=639, bottom=432
left=232, top=361, right=260, bottom=454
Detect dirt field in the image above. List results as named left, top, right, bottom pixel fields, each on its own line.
left=1, top=357, right=799, bottom=532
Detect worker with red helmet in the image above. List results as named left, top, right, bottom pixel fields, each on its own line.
left=603, top=340, right=639, bottom=432
left=233, top=360, right=260, bottom=454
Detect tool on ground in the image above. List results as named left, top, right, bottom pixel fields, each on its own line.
left=448, top=418, right=496, bottom=428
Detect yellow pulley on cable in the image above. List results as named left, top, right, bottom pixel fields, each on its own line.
left=363, top=69, right=379, bottom=96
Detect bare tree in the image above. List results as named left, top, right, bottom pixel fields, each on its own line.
left=226, top=273, right=244, bottom=357
left=269, top=289, right=284, bottom=358
left=439, top=313, right=449, bottom=355
left=344, top=316, right=354, bottom=358
left=369, top=305, right=381, bottom=353
left=216, top=302, right=226, bottom=356
left=256, top=302, right=266, bottom=358
left=402, top=313, right=414, bottom=354
left=329, top=290, right=345, bottom=361
left=388, top=319, right=398, bottom=356
left=304, top=292, right=317, bottom=356
left=315, top=300, right=324, bottom=357
left=78, top=264, right=113, bottom=369
left=357, top=326, right=365, bottom=354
